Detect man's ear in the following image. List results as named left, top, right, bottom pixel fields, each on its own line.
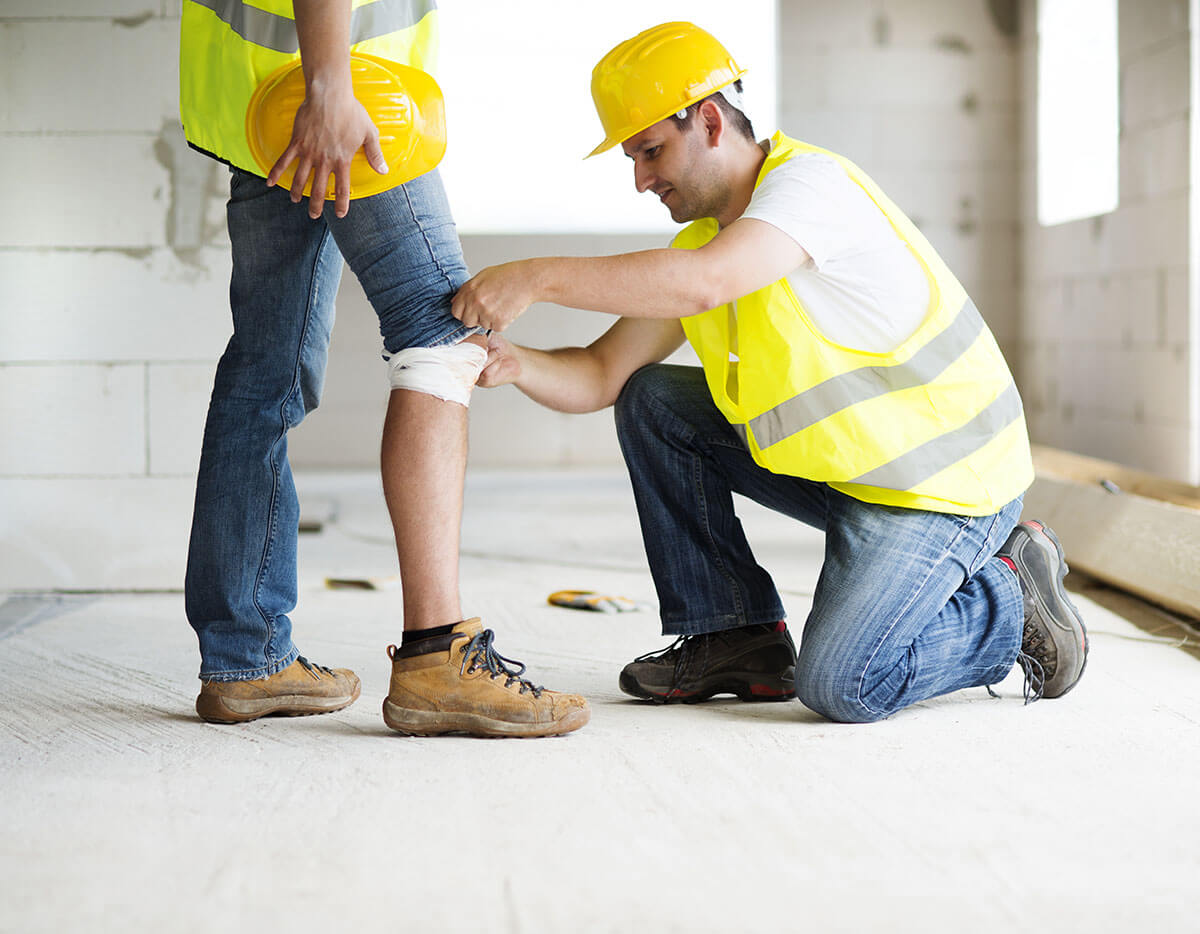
left=697, top=98, right=725, bottom=147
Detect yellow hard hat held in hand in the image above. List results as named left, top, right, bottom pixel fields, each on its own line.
left=587, top=21, right=746, bottom=157
left=245, top=52, right=446, bottom=200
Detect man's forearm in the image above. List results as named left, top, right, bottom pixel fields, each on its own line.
left=293, top=0, right=352, bottom=86
left=510, top=344, right=621, bottom=414
left=529, top=251, right=719, bottom=319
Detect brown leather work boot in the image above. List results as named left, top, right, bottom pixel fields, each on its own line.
left=196, top=657, right=361, bottom=724
left=382, top=618, right=590, bottom=738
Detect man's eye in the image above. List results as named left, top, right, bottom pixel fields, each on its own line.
left=646, top=147, right=660, bottom=159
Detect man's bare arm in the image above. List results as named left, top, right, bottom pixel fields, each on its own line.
left=452, top=218, right=809, bottom=331
left=479, top=317, right=686, bottom=413
left=268, top=0, right=388, bottom=218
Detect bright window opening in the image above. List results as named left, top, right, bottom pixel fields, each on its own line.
left=437, top=1, right=778, bottom=234
left=1037, top=0, right=1119, bottom=226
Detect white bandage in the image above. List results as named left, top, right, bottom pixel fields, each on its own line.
left=383, top=341, right=488, bottom=406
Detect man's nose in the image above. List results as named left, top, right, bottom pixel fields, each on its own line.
left=634, top=162, right=653, bottom=194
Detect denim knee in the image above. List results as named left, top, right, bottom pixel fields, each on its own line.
left=614, top=364, right=664, bottom=439
left=794, top=663, right=889, bottom=724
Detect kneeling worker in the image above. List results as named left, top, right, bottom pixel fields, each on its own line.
left=451, top=22, right=1088, bottom=722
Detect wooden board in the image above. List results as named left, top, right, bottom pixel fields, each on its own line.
left=1025, top=445, right=1200, bottom=621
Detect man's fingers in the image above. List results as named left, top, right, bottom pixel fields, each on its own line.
left=308, top=188, right=326, bottom=218
left=363, top=134, right=388, bottom=175
left=450, top=290, right=475, bottom=326
left=333, top=163, right=351, bottom=218
left=267, top=143, right=298, bottom=188
left=305, top=159, right=336, bottom=218
left=289, top=158, right=312, bottom=203
left=477, top=353, right=516, bottom=388
left=306, top=165, right=328, bottom=218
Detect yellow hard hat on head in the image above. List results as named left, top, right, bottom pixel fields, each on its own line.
left=245, top=52, right=446, bottom=200
left=587, top=21, right=746, bottom=158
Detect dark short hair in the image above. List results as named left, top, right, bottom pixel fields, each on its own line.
left=668, top=80, right=756, bottom=142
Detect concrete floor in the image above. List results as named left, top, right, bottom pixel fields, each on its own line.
left=3, top=470, right=1199, bottom=933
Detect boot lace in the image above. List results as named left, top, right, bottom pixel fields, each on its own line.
left=1014, top=621, right=1052, bottom=705
left=459, top=629, right=544, bottom=697
left=633, top=634, right=713, bottom=700
left=297, top=656, right=334, bottom=680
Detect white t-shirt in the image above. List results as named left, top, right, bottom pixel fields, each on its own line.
left=741, top=146, right=930, bottom=353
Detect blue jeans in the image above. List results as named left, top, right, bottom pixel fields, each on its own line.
left=614, top=364, right=1026, bottom=723
left=185, top=168, right=474, bottom=681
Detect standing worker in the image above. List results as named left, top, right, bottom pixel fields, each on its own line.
left=178, top=0, right=588, bottom=738
left=451, top=22, right=1088, bottom=722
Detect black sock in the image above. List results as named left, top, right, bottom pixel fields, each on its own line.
left=401, top=622, right=459, bottom=647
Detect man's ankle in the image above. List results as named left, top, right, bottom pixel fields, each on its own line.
left=401, top=621, right=459, bottom=647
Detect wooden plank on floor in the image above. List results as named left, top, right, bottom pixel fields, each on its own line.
left=1025, top=445, right=1200, bottom=622
left=1032, top=445, right=1200, bottom=509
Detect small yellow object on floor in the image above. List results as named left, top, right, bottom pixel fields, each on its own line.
left=547, top=590, right=641, bottom=613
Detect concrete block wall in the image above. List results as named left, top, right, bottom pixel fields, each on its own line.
left=1017, top=0, right=1194, bottom=481
left=0, top=4, right=233, bottom=590
left=778, top=0, right=1022, bottom=358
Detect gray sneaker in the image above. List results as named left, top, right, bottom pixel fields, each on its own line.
left=997, top=519, right=1089, bottom=701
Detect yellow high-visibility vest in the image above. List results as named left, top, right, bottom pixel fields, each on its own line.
left=179, top=0, right=439, bottom=173
left=673, top=132, right=1033, bottom=516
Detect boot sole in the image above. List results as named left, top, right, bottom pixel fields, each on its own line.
left=1018, top=520, right=1089, bottom=698
left=382, top=698, right=590, bottom=738
left=196, top=682, right=361, bottom=724
left=619, top=668, right=797, bottom=704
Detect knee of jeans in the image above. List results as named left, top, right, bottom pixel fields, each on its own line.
left=211, top=346, right=325, bottom=421
left=794, top=658, right=887, bottom=724
left=614, top=364, right=667, bottom=438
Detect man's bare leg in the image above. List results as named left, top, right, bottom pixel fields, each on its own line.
left=379, top=332, right=486, bottom=630
left=380, top=384, right=470, bottom=631
left=378, top=337, right=590, bottom=736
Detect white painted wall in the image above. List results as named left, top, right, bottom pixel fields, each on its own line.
left=1018, top=0, right=1193, bottom=481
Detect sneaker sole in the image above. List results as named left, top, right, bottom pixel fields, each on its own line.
left=381, top=698, right=590, bottom=738
left=1019, top=520, right=1089, bottom=698
left=196, top=682, right=361, bottom=724
left=619, top=668, right=797, bottom=704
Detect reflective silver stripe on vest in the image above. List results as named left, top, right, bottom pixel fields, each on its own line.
left=749, top=298, right=985, bottom=450
left=189, top=0, right=435, bottom=54
left=849, top=380, right=1024, bottom=490
left=351, top=0, right=434, bottom=44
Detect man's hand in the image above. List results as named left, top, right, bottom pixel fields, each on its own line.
left=451, top=260, right=540, bottom=331
left=477, top=332, right=522, bottom=388
left=267, top=78, right=388, bottom=219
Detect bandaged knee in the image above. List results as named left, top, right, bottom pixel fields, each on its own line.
left=382, top=340, right=487, bottom=406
